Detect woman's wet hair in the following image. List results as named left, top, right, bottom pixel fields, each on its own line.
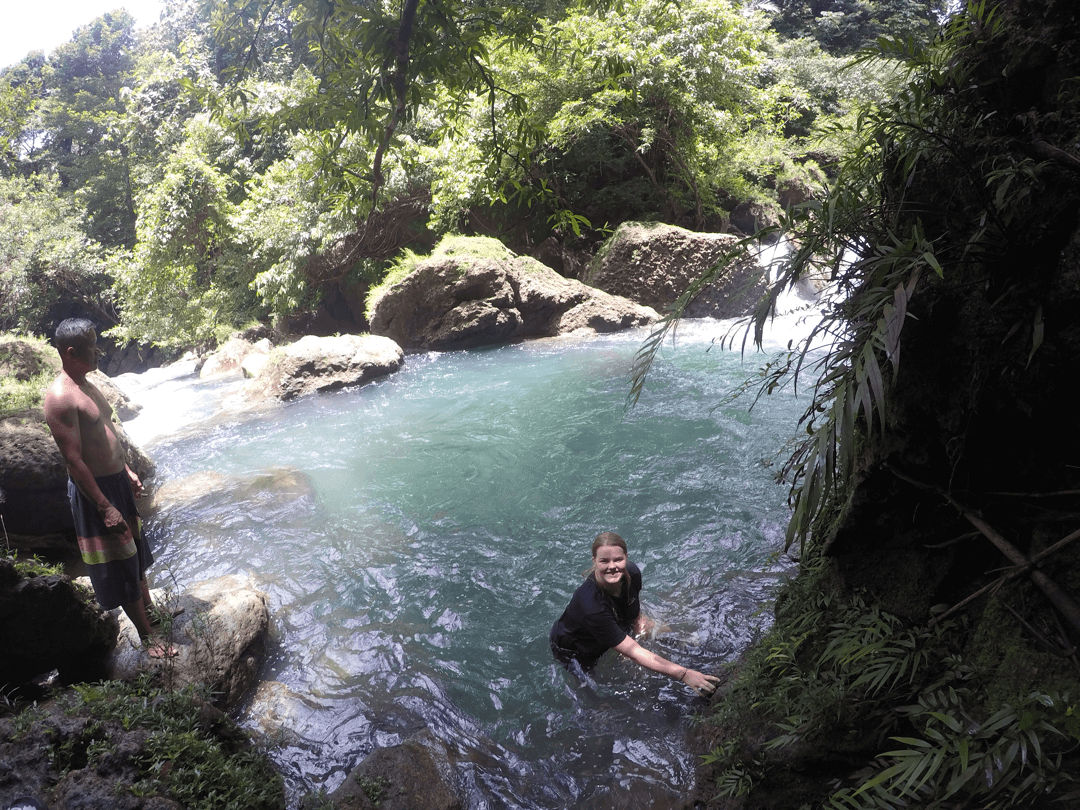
left=53, top=318, right=96, bottom=352
left=591, top=531, right=627, bottom=557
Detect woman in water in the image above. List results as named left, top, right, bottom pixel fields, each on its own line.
left=550, top=531, right=721, bottom=695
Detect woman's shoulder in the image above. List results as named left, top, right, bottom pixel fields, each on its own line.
left=570, top=575, right=608, bottom=610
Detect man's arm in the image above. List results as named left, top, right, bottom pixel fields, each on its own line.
left=44, top=390, right=127, bottom=531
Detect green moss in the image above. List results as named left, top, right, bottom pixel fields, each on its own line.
left=364, top=234, right=517, bottom=319
left=0, top=333, right=58, bottom=418
left=964, top=577, right=1079, bottom=707
left=47, top=677, right=285, bottom=808
left=355, top=773, right=390, bottom=805
left=430, top=234, right=515, bottom=262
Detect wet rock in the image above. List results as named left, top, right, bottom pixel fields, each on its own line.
left=776, top=177, right=813, bottom=211
left=107, top=576, right=269, bottom=709
left=247, top=680, right=321, bottom=741
left=368, top=242, right=657, bottom=352
left=730, top=201, right=780, bottom=237
left=146, top=467, right=315, bottom=516
left=0, top=557, right=117, bottom=686
left=87, top=369, right=142, bottom=420
left=241, top=334, right=404, bottom=402
left=330, top=732, right=461, bottom=810
left=586, top=222, right=767, bottom=319
left=200, top=336, right=273, bottom=379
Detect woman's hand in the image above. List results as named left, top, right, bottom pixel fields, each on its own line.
left=680, top=669, right=721, bottom=696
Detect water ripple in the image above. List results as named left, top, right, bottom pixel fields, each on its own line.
left=137, top=323, right=803, bottom=807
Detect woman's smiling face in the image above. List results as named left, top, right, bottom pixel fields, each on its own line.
left=592, top=543, right=627, bottom=593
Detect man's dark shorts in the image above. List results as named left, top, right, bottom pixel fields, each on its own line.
left=68, top=471, right=153, bottom=609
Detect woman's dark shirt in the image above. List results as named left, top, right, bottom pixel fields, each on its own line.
left=550, top=562, right=642, bottom=669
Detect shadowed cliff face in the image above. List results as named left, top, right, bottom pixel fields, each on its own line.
left=824, top=0, right=1080, bottom=617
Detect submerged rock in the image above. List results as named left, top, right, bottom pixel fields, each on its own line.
left=586, top=221, right=767, bottom=318
left=368, top=240, right=657, bottom=351
left=328, top=731, right=462, bottom=810
left=145, top=467, right=315, bottom=516
left=107, top=575, right=270, bottom=709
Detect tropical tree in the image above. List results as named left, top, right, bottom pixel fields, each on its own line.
left=30, top=12, right=141, bottom=245
left=0, top=174, right=111, bottom=334
left=108, top=127, right=254, bottom=349
left=423, top=0, right=782, bottom=238
left=764, top=0, right=949, bottom=54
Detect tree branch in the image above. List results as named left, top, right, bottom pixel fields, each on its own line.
left=889, top=465, right=1080, bottom=636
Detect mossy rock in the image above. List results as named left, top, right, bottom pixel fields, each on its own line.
left=0, top=334, right=59, bottom=419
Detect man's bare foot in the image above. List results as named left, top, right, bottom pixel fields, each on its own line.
left=145, top=638, right=179, bottom=659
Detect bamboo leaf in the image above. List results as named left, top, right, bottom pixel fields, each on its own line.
left=1026, top=306, right=1044, bottom=368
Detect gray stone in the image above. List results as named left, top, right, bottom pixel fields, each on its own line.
left=369, top=250, right=657, bottom=351
left=587, top=221, right=767, bottom=319
left=87, top=369, right=142, bottom=420
left=106, top=576, right=269, bottom=709
left=199, top=336, right=272, bottom=379
left=331, top=732, right=461, bottom=810
left=241, top=333, right=404, bottom=402
left=0, top=415, right=153, bottom=549
left=0, top=557, right=118, bottom=685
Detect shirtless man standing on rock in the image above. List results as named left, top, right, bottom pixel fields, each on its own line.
left=44, top=318, right=176, bottom=658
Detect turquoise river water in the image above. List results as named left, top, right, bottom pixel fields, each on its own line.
left=120, top=318, right=808, bottom=808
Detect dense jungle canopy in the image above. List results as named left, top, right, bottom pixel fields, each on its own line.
left=3, top=0, right=1079, bottom=806
left=0, top=0, right=941, bottom=350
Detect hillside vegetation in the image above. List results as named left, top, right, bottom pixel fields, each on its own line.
left=0, top=0, right=937, bottom=351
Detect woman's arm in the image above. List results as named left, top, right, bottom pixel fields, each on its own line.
left=613, top=635, right=720, bottom=694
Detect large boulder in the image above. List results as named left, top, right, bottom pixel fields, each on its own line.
left=586, top=222, right=767, bottom=318
left=199, top=336, right=273, bottom=379
left=327, top=732, right=462, bottom=810
left=107, top=575, right=269, bottom=709
left=0, top=420, right=154, bottom=556
left=87, top=369, right=142, bottom=420
left=241, top=334, right=404, bottom=402
left=0, top=556, right=118, bottom=686
left=368, top=239, right=657, bottom=351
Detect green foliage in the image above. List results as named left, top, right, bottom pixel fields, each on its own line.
left=0, top=58, right=42, bottom=175
left=29, top=12, right=141, bottom=245
left=1, top=547, right=65, bottom=578
left=109, top=132, right=259, bottom=349
left=829, top=690, right=1079, bottom=808
left=0, top=175, right=111, bottom=335
left=52, top=676, right=284, bottom=808
left=425, top=0, right=784, bottom=235
left=702, top=564, right=1080, bottom=806
left=365, top=234, right=516, bottom=318
left=767, top=0, right=949, bottom=55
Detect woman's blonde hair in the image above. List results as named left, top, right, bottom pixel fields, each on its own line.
left=591, top=531, right=627, bottom=557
